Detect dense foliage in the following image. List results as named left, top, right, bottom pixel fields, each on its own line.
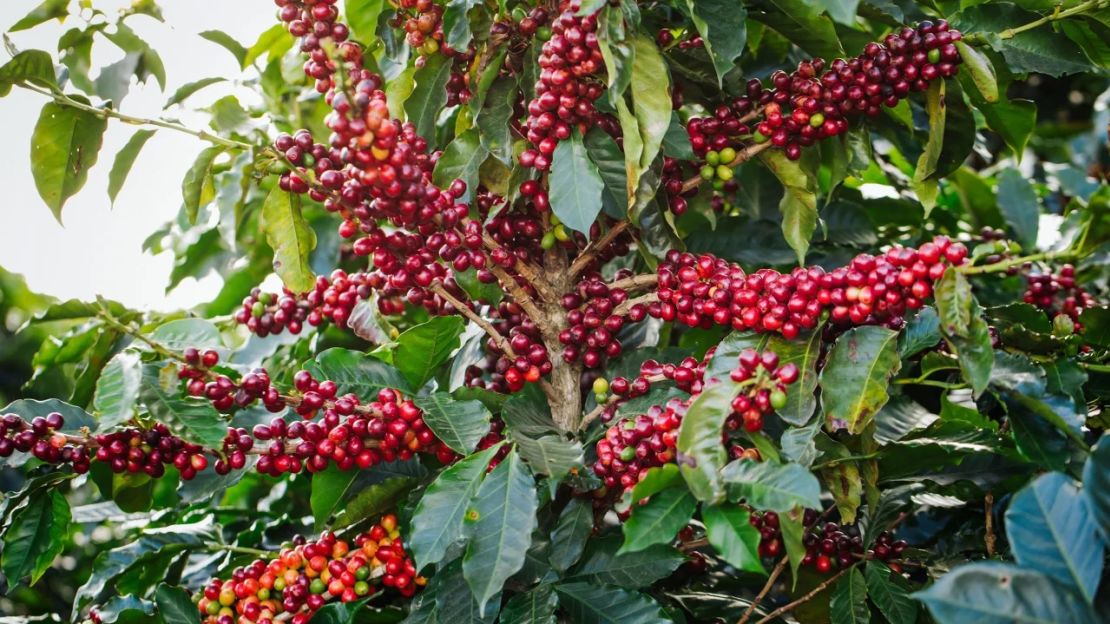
left=2, top=0, right=1110, bottom=623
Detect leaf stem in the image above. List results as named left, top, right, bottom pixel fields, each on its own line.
left=957, top=250, right=1070, bottom=275
left=19, top=83, right=254, bottom=151
left=751, top=561, right=861, bottom=624
left=994, top=0, right=1106, bottom=40
left=206, top=543, right=275, bottom=558
left=737, top=556, right=789, bottom=624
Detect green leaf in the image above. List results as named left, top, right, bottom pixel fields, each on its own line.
left=619, top=464, right=682, bottom=511
left=760, top=150, right=817, bottom=264
left=749, top=0, right=844, bottom=59
left=549, top=498, right=594, bottom=572
left=912, top=80, right=945, bottom=215
left=623, top=33, right=671, bottom=209
left=500, top=584, right=558, bottom=624
left=935, top=270, right=993, bottom=396
left=415, top=393, right=491, bottom=455
left=261, top=186, right=317, bottom=294
left=155, top=584, right=200, bottom=624
left=344, top=0, right=387, bottom=45
left=913, top=562, right=1101, bottom=624
left=244, top=23, right=295, bottom=67
left=93, top=350, right=142, bottom=431
left=1004, top=471, right=1104, bottom=602
left=73, top=520, right=217, bottom=611
left=567, top=536, right=686, bottom=588
left=1, top=489, right=69, bottom=585
left=956, top=41, right=998, bottom=102
left=410, top=446, right=500, bottom=570
left=550, top=129, right=605, bottom=235
left=394, top=316, right=466, bottom=389
left=702, top=504, right=763, bottom=574
left=199, top=30, right=247, bottom=66
left=0, top=49, right=58, bottom=96
left=513, top=434, right=583, bottom=479
left=864, top=562, right=918, bottom=624
left=1084, top=438, right=1110, bottom=541
left=899, top=307, right=942, bottom=357
left=676, top=379, right=741, bottom=502
left=819, top=326, right=901, bottom=434
left=405, top=53, right=452, bottom=146
left=829, top=567, right=869, bottom=624
left=9, top=0, right=68, bottom=32
left=585, top=127, right=629, bottom=216
left=936, top=268, right=973, bottom=337
left=139, top=365, right=228, bottom=449
left=308, top=599, right=376, bottom=624
left=661, top=113, right=694, bottom=161
left=463, top=450, right=538, bottom=610
left=305, top=348, right=411, bottom=397
left=996, top=168, right=1040, bottom=250
left=721, top=460, right=822, bottom=512
left=107, top=129, right=155, bottom=205
left=163, top=77, right=226, bottom=109
left=684, top=0, right=747, bottom=87
left=554, top=583, right=671, bottom=624
left=151, top=318, right=222, bottom=351
left=30, top=100, right=107, bottom=223
left=181, top=146, right=222, bottom=224
left=433, top=128, right=488, bottom=202
left=310, top=460, right=425, bottom=529
left=475, top=77, right=517, bottom=164
left=443, top=0, right=483, bottom=50
left=779, top=324, right=824, bottom=425
left=824, top=0, right=860, bottom=25
left=620, top=486, right=696, bottom=553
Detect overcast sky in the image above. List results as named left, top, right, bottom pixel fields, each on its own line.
left=0, top=0, right=272, bottom=310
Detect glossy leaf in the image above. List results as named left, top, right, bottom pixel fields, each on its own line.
left=996, top=169, right=1040, bottom=251
left=463, top=451, right=538, bottom=610
left=92, top=350, right=142, bottom=431
left=549, top=497, right=594, bottom=572
left=261, top=186, right=317, bottom=294
left=1, top=489, right=69, bottom=585
left=702, top=504, right=763, bottom=574
left=554, top=583, right=671, bottom=624
left=550, top=129, right=605, bottom=235
left=684, top=0, right=747, bottom=86
left=410, top=446, right=500, bottom=571
left=829, top=567, right=869, bottom=624
left=512, top=434, right=584, bottom=480
left=433, top=128, right=487, bottom=202
left=620, top=486, right=696, bottom=553
left=721, top=460, right=821, bottom=512
left=155, top=584, right=199, bottom=624
left=305, top=348, right=411, bottom=397
left=676, top=379, right=742, bottom=502
left=405, top=53, right=452, bottom=146
left=761, top=150, right=817, bottom=264
left=139, top=365, right=228, bottom=449
left=864, top=562, right=917, bottom=623
left=567, top=536, right=685, bottom=588
left=415, top=393, right=491, bottom=455
left=500, top=584, right=557, bottom=624
left=394, top=316, right=466, bottom=389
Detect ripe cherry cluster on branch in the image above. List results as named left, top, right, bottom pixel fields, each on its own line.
left=1023, top=264, right=1096, bottom=330
left=592, top=349, right=798, bottom=493
left=195, top=516, right=421, bottom=624
left=750, top=510, right=908, bottom=574
left=663, top=20, right=964, bottom=214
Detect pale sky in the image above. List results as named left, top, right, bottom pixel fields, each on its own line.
left=0, top=0, right=273, bottom=310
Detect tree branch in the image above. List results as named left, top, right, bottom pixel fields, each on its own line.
left=429, top=283, right=516, bottom=358
left=751, top=562, right=861, bottom=624
left=680, top=142, right=773, bottom=194
left=737, top=556, right=790, bottom=624
left=569, top=220, right=632, bottom=277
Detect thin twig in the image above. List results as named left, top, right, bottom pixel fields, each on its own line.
left=984, top=492, right=996, bottom=557
left=429, top=283, right=516, bottom=358
left=608, top=273, right=659, bottom=293
left=570, top=220, right=632, bottom=277
left=613, top=292, right=660, bottom=316
left=751, top=563, right=860, bottom=624
left=680, top=142, right=773, bottom=194
left=737, top=557, right=790, bottom=624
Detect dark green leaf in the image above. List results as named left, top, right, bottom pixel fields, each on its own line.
left=405, top=53, right=452, bottom=146
left=550, top=129, right=605, bottom=235
left=30, top=100, right=107, bottom=223
left=107, top=129, right=155, bottom=205
left=676, top=379, right=741, bottom=502
left=443, top=0, right=483, bottom=50
left=433, top=128, right=487, bottom=202
left=585, top=127, right=629, bottom=216
left=155, top=584, right=200, bottom=624
left=549, top=497, right=594, bottom=572
left=760, top=150, right=817, bottom=264
left=463, top=451, right=538, bottom=610
left=410, top=446, right=500, bottom=570
left=750, top=1, right=844, bottom=59
left=702, top=504, right=763, bottom=574
left=819, top=326, right=901, bottom=434
left=310, top=460, right=425, bottom=529
left=721, top=460, right=822, bottom=512
left=996, top=169, right=1039, bottom=250
left=394, top=316, right=466, bottom=389
left=92, top=350, right=142, bottom=431
left=1004, top=471, right=1104, bottom=602
left=151, top=318, right=222, bottom=351
left=620, top=486, right=696, bottom=553
left=139, top=365, right=228, bottom=449
left=1084, top=438, right=1110, bottom=541
left=305, top=348, right=411, bottom=398
left=475, top=77, right=516, bottom=164
left=1, top=489, right=69, bottom=585
left=261, top=186, right=317, bottom=293
left=500, top=584, right=557, bottom=624
left=956, top=40, right=998, bottom=102
left=829, top=567, right=869, bottom=624
left=899, top=307, right=941, bottom=357
left=567, top=536, right=685, bottom=587
left=415, top=393, right=491, bottom=455
left=661, top=113, right=694, bottom=161
left=913, top=562, right=1101, bottom=624
left=864, top=562, right=917, bottom=623
left=554, top=583, right=671, bottom=624
left=513, top=434, right=583, bottom=479
left=684, top=0, right=747, bottom=87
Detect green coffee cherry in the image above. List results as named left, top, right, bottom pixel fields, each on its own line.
left=712, top=179, right=725, bottom=191
left=809, top=113, right=825, bottom=128
left=716, top=165, right=734, bottom=181
left=620, top=446, right=636, bottom=462
left=927, top=48, right=941, bottom=64
left=706, top=150, right=720, bottom=166
left=592, top=377, right=609, bottom=395
left=718, top=147, right=736, bottom=163
left=251, top=301, right=265, bottom=318
left=537, top=26, right=552, bottom=41
left=310, top=578, right=326, bottom=595
left=554, top=224, right=570, bottom=242
left=541, top=231, right=556, bottom=250
left=753, top=131, right=769, bottom=144
left=700, top=165, right=716, bottom=180
left=1053, top=314, right=1075, bottom=337
left=770, top=389, right=788, bottom=410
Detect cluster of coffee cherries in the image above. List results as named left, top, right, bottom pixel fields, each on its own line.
left=274, top=0, right=355, bottom=93
left=181, top=349, right=286, bottom=413
left=234, top=271, right=375, bottom=338
left=750, top=510, right=908, bottom=574
left=0, top=412, right=91, bottom=473
left=95, top=424, right=210, bottom=480
left=650, top=236, right=969, bottom=339
left=196, top=517, right=421, bottom=624
left=519, top=0, right=606, bottom=171
left=657, top=28, right=704, bottom=50
left=559, top=270, right=642, bottom=369
left=592, top=349, right=798, bottom=492
left=1023, top=264, right=1097, bottom=330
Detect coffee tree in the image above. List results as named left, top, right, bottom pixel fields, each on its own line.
left=1, top=0, right=1109, bottom=622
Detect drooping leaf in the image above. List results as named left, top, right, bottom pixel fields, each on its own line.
left=394, top=316, right=466, bottom=389
left=92, top=350, right=142, bottom=431
left=623, top=33, right=671, bottom=211
left=701, top=504, right=764, bottom=574
left=761, top=150, right=817, bottom=264
left=155, top=584, right=200, bottom=624
left=676, top=379, right=742, bottom=502
left=164, top=77, right=226, bottom=109
left=410, top=446, right=501, bottom=571
left=864, top=562, right=918, bottom=624
left=996, top=169, right=1040, bottom=251
left=0, top=49, right=58, bottom=96
left=1004, top=471, right=1104, bottom=602
left=500, top=584, right=558, bottom=624
left=956, top=40, right=998, bottom=102
left=414, top=393, right=491, bottom=455
left=819, top=326, right=901, bottom=434
left=107, top=129, right=156, bottom=205
left=198, top=30, right=248, bottom=66
left=721, top=460, right=822, bottom=512
left=405, top=53, right=452, bottom=146
left=261, top=186, right=317, bottom=294
left=912, top=80, right=945, bottom=215
left=512, top=434, right=584, bottom=480
left=181, top=146, right=223, bottom=224
left=1, top=489, right=70, bottom=585
left=550, top=129, right=606, bottom=235
left=566, top=536, right=685, bottom=588
left=463, top=451, right=538, bottom=610
left=139, top=365, right=228, bottom=449
left=829, top=567, right=869, bottom=624
left=684, top=0, right=747, bottom=87
left=30, top=100, right=108, bottom=223
left=310, top=460, right=426, bottom=530
left=549, top=498, right=594, bottom=572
